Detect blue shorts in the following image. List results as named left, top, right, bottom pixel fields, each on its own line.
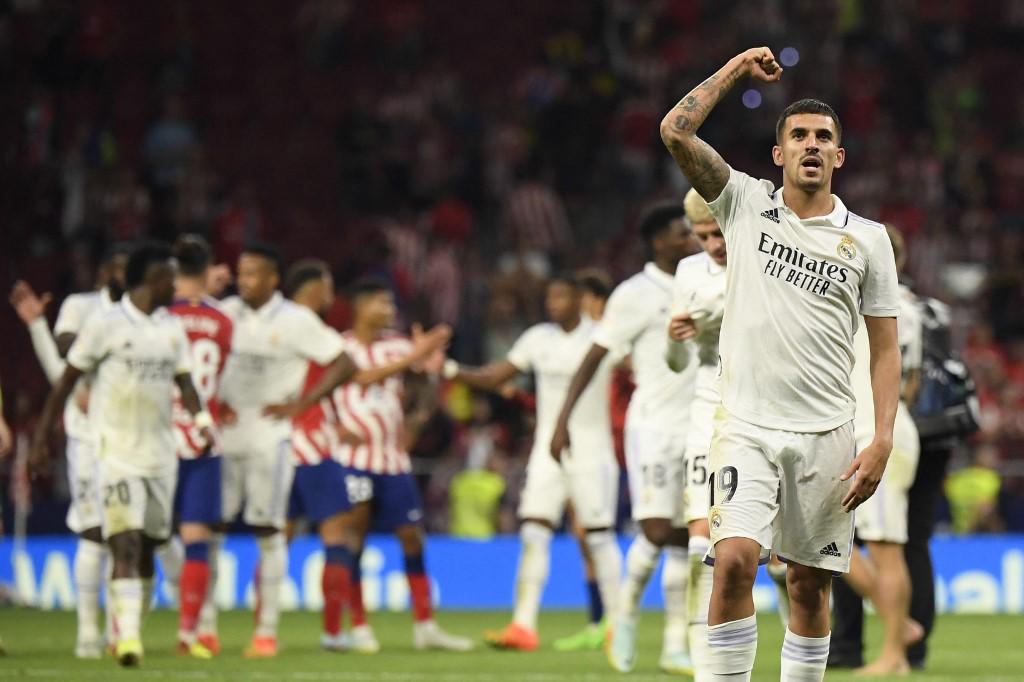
left=288, top=459, right=352, bottom=523
left=341, top=468, right=424, bottom=531
left=175, top=456, right=223, bottom=525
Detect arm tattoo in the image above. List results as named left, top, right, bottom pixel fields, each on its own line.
left=661, top=64, right=744, bottom=200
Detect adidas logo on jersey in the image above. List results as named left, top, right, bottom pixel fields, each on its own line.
left=760, top=208, right=780, bottom=223
left=819, top=542, right=842, bottom=557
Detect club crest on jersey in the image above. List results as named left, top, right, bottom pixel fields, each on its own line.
left=837, top=235, right=856, bottom=260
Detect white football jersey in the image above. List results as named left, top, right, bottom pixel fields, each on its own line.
left=897, top=285, right=923, bottom=380
left=706, top=167, right=900, bottom=432
left=219, top=292, right=345, bottom=444
left=67, top=297, right=191, bottom=476
left=671, top=251, right=727, bottom=408
left=53, top=288, right=117, bottom=441
left=508, top=317, right=616, bottom=447
left=594, top=262, right=696, bottom=433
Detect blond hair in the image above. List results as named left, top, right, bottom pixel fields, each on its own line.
left=683, top=188, right=714, bottom=224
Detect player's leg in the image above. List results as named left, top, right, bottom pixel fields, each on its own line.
left=609, top=426, right=685, bottom=672
left=773, top=422, right=859, bottom=682
left=379, top=472, right=471, bottom=652
left=295, top=459, right=355, bottom=651
left=174, top=456, right=222, bottom=656
left=685, top=517, right=713, bottom=682
left=486, top=449, right=564, bottom=651
left=243, top=440, right=295, bottom=658
left=562, top=450, right=621, bottom=652
left=552, top=504, right=605, bottom=652
left=66, top=437, right=106, bottom=658
left=99, top=462, right=151, bottom=667
left=704, top=410, right=782, bottom=682
left=345, top=496, right=378, bottom=653
left=199, top=454, right=244, bottom=651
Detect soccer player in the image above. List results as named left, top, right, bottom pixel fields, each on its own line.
left=31, top=241, right=213, bottom=667
left=284, top=276, right=470, bottom=653
left=550, top=203, right=696, bottom=673
left=215, top=242, right=364, bottom=658
left=160, top=235, right=234, bottom=658
left=8, top=246, right=127, bottom=658
left=664, top=188, right=728, bottom=680
left=553, top=269, right=618, bottom=653
left=659, top=47, right=901, bottom=682
left=447, top=275, right=621, bottom=652
left=839, top=225, right=923, bottom=676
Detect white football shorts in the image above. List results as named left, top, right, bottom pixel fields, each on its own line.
left=221, top=438, right=295, bottom=529
left=705, top=407, right=856, bottom=574
left=854, top=404, right=920, bottom=544
left=98, top=458, right=176, bottom=540
left=519, top=432, right=618, bottom=529
left=624, top=424, right=687, bottom=526
left=66, top=436, right=103, bottom=534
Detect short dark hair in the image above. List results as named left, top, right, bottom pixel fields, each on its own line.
left=576, top=268, right=613, bottom=300
left=284, top=258, right=330, bottom=299
left=173, top=234, right=212, bottom=277
left=241, top=241, right=283, bottom=274
left=125, top=240, right=173, bottom=288
left=638, top=201, right=686, bottom=248
left=347, top=276, right=392, bottom=303
left=101, top=241, right=132, bottom=266
left=775, top=98, right=842, bottom=143
left=547, top=272, right=579, bottom=291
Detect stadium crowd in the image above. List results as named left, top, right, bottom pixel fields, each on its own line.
left=2, top=0, right=1024, bottom=535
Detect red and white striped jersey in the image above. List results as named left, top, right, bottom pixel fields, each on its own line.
left=169, top=297, right=233, bottom=459
left=291, top=360, right=340, bottom=466
left=333, top=331, right=413, bottom=474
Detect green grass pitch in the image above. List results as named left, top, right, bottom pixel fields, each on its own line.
left=0, top=610, right=1020, bottom=680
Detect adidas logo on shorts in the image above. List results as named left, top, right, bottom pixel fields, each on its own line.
left=760, top=208, right=781, bottom=223
left=819, top=542, right=842, bottom=557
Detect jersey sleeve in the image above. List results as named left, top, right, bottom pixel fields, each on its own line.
left=289, top=308, right=346, bottom=365
left=506, top=326, right=539, bottom=373
left=593, top=283, right=647, bottom=352
left=705, top=166, right=763, bottom=237
left=860, top=233, right=900, bottom=317
left=66, top=315, right=107, bottom=373
left=54, top=296, right=86, bottom=337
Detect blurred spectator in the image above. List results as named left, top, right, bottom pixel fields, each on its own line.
left=945, top=445, right=1004, bottom=533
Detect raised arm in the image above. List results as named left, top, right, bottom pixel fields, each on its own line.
left=549, top=343, right=610, bottom=459
left=659, top=47, right=782, bottom=201
left=841, top=315, right=901, bottom=512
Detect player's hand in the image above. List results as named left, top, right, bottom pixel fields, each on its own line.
left=421, top=348, right=446, bottom=376
left=262, top=402, right=303, bottom=419
left=549, top=420, right=570, bottom=463
left=741, top=47, right=782, bottom=83
left=668, top=311, right=698, bottom=342
left=220, top=402, right=239, bottom=426
left=410, top=323, right=453, bottom=363
left=0, top=418, right=13, bottom=459
left=9, top=280, right=52, bottom=324
left=840, top=439, right=891, bottom=512
left=205, top=264, right=233, bottom=297
left=28, top=432, right=51, bottom=478
left=198, top=426, right=217, bottom=451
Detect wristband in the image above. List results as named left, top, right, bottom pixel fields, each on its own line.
left=442, top=359, right=459, bottom=380
left=193, top=411, right=214, bottom=430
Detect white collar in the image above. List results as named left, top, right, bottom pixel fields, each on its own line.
left=249, top=291, right=284, bottom=318
left=772, top=188, right=849, bottom=227
left=643, top=262, right=675, bottom=288
left=121, top=295, right=155, bottom=324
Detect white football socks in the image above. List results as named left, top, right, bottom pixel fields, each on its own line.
left=662, top=545, right=690, bottom=656
left=255, top=533, right=287, bottom=638
left=198, top=532, right=224, bottom=636
left=708, top=614, right=758, bottom=681
left=780, top=629, right=830, bottom=681
left=512, top=522, right=552, bottom=632
left=687, top=535, right=714, bottom=681
left=74, top=538, right=104, bottom=644
left=618, top=534, right=662, bottom=624
left=584, top=529, right=622, bottom=621
left=110, top=578, right=143, bottom=642
left=156, top=536, right=184, bottom=597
